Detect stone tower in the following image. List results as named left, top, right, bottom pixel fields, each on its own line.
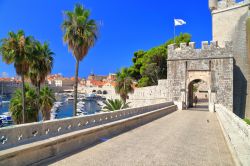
left=209, top=0, right=250, bottom=118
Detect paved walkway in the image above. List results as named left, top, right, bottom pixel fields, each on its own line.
left=47, top=108, right=234, bottom=166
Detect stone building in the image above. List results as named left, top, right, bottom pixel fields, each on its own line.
left=209, top=0, right=250, bottom=118
left=167, top=41, right=234, bottom=112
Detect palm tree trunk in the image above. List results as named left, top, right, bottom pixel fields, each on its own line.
left=37, top=83, right=41, bottom=121
left=73, top=59, right=79, bottom=116
left=21, top=74, right=26, bottom=123
left=38, top=83, right=41, bottom=95
left=123, top=80, right=127, bottom=103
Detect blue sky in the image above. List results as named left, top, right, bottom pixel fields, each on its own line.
left=0, top=0, right=213, bottom=78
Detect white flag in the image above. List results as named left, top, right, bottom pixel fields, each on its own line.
left=174, top=19, right=186, bottom=26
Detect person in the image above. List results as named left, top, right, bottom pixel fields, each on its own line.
left=194, top=96, right=198, bottom=107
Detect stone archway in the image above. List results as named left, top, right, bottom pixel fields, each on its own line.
left=187, top=79, right=209, bottom=109
left=186, top=71, right=211, bottom=111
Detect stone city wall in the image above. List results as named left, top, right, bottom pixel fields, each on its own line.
left=128, top=80, right=171, bottom=108
left=216, top=104, right=250, bottom=165
left=211, top=0, right=250, bottom=118
left=128, top=41, right=234, bottom=111
left=167, top=41, right=234, bottom=111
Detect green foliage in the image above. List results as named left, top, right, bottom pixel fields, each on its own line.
left=0, top=30, right=35, bottom=76
left=62, top=3, right=98, bottom=116
left=244, top=118, right=250, bottom=125
left=40, top=86, right=56, bottom=121
left=29, top=41, right=54, bottom=90
left=9, top=85, right=38, bottom=124
left=125, top=33, right=191, bottom=87
left=62, top=3, right=98, bottom=61
left=193, top=84, right=198, bottom=93
left=115, top=68, right=134, bottom=102
left=103, top=99, right=129, bottom=111
left=0, top=30, right=37, bottom=123
left=164, top=33, right=191, bottom=47
left=138, top=77, right=151, bottom=87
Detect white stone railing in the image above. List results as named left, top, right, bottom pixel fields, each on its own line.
left=215, top=104, right=250, bottom=166
left=0, top=102, right=174, bottom=150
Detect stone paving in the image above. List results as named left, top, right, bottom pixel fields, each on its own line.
left=47, top=107, right=234, bottom=166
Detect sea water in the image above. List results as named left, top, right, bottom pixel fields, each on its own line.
left=0, top=100, right=101, bottom=120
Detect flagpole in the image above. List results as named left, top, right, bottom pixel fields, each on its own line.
left=174, top=18, right=176, bottom=44
left=174, top=24, right=176, bottom=44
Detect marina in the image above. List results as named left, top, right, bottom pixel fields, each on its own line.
left=0, top=93, right=105, bottom=127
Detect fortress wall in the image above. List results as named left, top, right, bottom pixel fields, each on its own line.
left=128, top=80, right=171, bottom=108
left=128, top=41, right=234, bottom=112
left=211, top=1, right=250, bottom=117
left=168, top=41, right=234, bottom=111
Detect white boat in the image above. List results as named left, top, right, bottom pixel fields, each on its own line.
left=78, top=97, right=84, bottom=101
left=0, top=114, right=12, bottom=124
left=65, top=97, right=74, bottom=102
left=2, top=112, right=11, bottom=116
left=77, top=102, right=85, bottom=106
left=51, top=107, right=58, bottom=112
left=50, top=113, right=57, bottom=120
left=54, top=102, right=63, bottom=107
left=76, top=112, right=84, bottom=116
left=76, top=108, right=83, bottom=113
left=76, top=112, right=88, bottom=116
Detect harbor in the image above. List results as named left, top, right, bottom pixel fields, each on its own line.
left=0, top=93, right=106, bottom=127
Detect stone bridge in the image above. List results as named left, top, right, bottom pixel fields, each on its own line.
left=1, top=1, right=250, bottom=165
left=0, top=102, right=249, bottom=165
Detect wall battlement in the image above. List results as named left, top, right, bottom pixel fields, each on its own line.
left=168, top=41, right=233, bottom=60
left=209, top=0, right=250, bottom=11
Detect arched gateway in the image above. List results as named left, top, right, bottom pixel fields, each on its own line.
left=187, top=71, right=210, bottom=109
left=167, top=41, right=234, bottom=112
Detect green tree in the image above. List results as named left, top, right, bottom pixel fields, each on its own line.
left=40, top=86, right=56, bottom=121
left=129, top=50, right=145, bottom=80
left=0, top=30, right=35, bottom=123
left=115, top=68, right=134, bottom=102
left=103, top=99, right=129, bottom=112
left=29, top=41, right=54, bottom=94
left=9, top=85, right=38, bottom=124
left=164, top=33, right=191, bottom=47
left=138, top=77, right=151, bottom=87
left=128, top=33, right=191, bottom=87
left=28, top=41, right=54, bottom=119
left=62, top=4, right=98, bottom=116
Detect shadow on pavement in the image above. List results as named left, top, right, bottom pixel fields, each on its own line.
left=188, top=102, right=209, bottom=112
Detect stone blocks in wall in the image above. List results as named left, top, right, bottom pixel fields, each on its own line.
left=128, top=80, right=171, bottom=108
left=167, top=41, right=234, bottom=111
left=168, top=41, right=233, bottom=60
left=129, top=39, right=234, bottom=112
left=216, top=104, right=250, bottom=165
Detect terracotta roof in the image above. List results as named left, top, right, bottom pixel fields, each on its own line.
left=0, top=78, right=21, bottom=83
left=89, top=80, right=106, bottom=87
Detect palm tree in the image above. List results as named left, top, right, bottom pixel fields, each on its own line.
left=9, top=85, right=38, bottom=124
left=0, top=30, right=35, bottom=123
left=29, top=41, right=54, bottom=121
left=62, top=4, right=98, bottom=116
left=115, top=68, right=134, bottom=102
left=103, top=99, right=129, bottom=112
left=29, top=41, right=54, bottom=94
left=39, top=86, right=55, bottom=121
